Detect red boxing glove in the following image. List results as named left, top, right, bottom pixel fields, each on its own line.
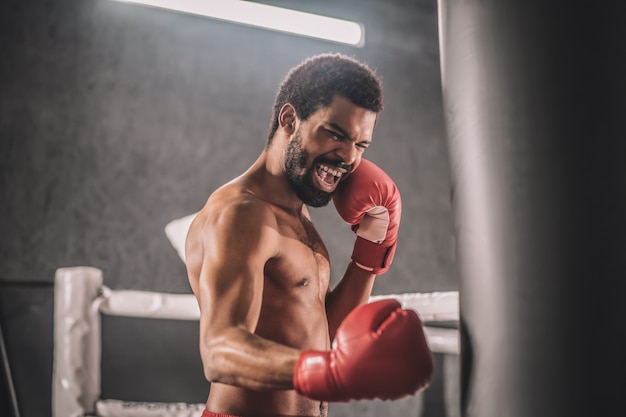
left=293, top=299, right=434, bottom=402
left=332, top=159, right=401, bottom=275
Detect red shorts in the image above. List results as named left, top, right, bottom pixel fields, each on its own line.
left=202, top=411, right=240, bottom=417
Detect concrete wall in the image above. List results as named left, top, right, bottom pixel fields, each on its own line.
left=0, top=0, right=457, bottom=416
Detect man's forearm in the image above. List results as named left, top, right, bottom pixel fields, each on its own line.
left=325, top=261, right=376, bottom=340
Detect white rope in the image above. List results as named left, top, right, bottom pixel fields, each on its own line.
left=96, top=288, right=459, bottom=323
left=369, top=291, right=459, bottom=322
left=98, top=287, right=200, bottom=320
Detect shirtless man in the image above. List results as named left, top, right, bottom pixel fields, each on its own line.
left=185, top=53, right=433, bottom=417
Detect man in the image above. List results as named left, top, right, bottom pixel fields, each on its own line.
left=185, top=53, right=433, bottom=417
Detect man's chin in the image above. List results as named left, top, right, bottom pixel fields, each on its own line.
left=298, top=188, right=333, bottom=208
left=307, top=197, right=332, bottom=208
left=304, top=190, right=332, bottom=207
left=288, top=175, right=333, bottom=207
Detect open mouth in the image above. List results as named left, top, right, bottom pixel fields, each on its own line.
left=314, top=163, right=347, bottom=191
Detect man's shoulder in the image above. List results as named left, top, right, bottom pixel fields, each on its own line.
left=188, top=185, right=280, bottom=258
left=192, top=185, right=277, bottom=235
left=206, top=183, right=271, bottom=215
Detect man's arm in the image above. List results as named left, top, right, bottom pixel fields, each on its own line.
left=186, top=197, right=300, bottom=391
left=326, top=159, right=402, bottom=339
left=325, top=262, right=375, bottom=341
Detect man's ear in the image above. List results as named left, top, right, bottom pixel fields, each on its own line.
left=279, top=103, right=297, bottom=133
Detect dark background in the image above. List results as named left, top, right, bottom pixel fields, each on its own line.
left=0, top=0, right=457, bottom=416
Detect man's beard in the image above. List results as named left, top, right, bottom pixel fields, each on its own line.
left=284, top=131, right=333, bottom=208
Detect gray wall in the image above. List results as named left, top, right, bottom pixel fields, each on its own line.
left=0, top=0, right=457, bottom=416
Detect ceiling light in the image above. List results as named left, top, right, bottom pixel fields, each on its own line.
left=112, top=0, right=365, bottom=47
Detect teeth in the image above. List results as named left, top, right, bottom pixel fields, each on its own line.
left=319, top=164, right=343, bottom=178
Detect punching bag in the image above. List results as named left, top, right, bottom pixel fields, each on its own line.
left=438, top=1, right=626, bottom=416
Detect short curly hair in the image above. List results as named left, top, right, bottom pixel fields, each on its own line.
left=267, top=53, right=384, bottom=144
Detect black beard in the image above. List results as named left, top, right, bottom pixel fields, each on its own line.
left=284, top=132, right=333, bottom=208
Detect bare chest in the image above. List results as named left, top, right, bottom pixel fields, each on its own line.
left=256, top=212, right=331, bottom=350
left=265, top=212, right=331, bottom=294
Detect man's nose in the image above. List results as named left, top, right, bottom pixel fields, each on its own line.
left=335, top=142, right=358, bottom=165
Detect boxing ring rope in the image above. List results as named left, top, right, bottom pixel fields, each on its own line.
left=53, top=266, right=459, bottom=417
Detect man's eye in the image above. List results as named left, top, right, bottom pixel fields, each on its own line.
left=356, top=143, right=369, bottom=150
left=326, top=130, right=340, bottom=140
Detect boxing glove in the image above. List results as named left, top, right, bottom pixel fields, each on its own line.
left=332, top=159, right=401, bottom=275
left=293, top=299, right=434, bottom=402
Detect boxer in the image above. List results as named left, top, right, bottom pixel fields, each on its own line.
left=186, top=53, right=433, bottom=417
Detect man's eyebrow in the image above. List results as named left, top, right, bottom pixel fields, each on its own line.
left=327, top=122, right=372, bottom=144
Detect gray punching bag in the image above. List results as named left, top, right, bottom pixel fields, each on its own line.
left=438, top=1, right=626, bottom=417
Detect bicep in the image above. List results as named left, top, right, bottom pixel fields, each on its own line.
left=195, top=204, right=278, bottom=335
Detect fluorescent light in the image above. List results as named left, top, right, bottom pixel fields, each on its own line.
left=113, top=0, right=365, bottom=47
